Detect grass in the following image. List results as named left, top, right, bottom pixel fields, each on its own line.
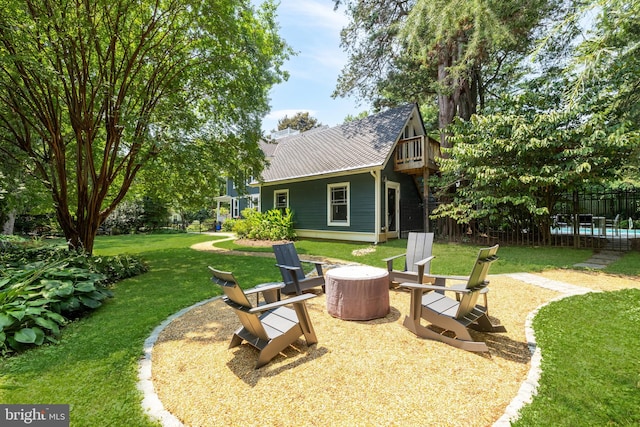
left=513, top=289, right=640, bottom=425
left=0, top=234, right=285, bottom=426
left=217, top=238, right=595, bottom=274
left=1, top=233, right=639, bottom=426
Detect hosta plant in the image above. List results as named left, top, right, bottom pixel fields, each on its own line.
left=0, top=259, right=111, bottom=355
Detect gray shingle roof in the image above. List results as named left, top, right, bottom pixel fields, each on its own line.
left=261, top=103, right=416, bottom=183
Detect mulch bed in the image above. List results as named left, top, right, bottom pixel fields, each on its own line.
left=150, top=270, right=639, bottom=426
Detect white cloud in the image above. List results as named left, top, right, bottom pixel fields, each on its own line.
left=280, top=0, right=348, bottom=31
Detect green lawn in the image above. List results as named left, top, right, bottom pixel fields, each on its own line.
left=1, top=233, right=639, bottom=426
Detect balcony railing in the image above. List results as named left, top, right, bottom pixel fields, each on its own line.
left=394, top=136, right=440, bottom=172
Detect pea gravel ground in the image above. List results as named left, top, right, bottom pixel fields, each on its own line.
left=149, top=266, right=639, bottom=427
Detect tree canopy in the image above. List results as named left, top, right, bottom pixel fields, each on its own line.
left=432, top=1, right=640, bottom=239
left=334, top=0, right=564, bottom=147
left=0, top=0, right=290, bottom=253
left=276, top=112, right=322, bottom=133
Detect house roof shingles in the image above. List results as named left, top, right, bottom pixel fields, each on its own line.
left=260, top=103, right=416, bottom=183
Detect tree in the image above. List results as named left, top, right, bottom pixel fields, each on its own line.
left=277, top=112, right=322, bottom=132
left=433, top=74, right=638, bottom=244
left=567, top=0, right=640, bottom=179
left=0, top=153, right=49, bottom=234
left=343, top=110, right=370, bottom=123
left=0, top=0, right=289, bottom=253
left=334, top=0, right=563, bottom=148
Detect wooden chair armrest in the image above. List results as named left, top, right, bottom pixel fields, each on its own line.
left=244, top=282, right=284, bottom=295
left=414, top=255, right=435, bottom=267
left=383, top=252, right=406, bottom=272
left=399, top=282, right=471, bottom=294
left=299, top=259, right=326, bottom=266
left=248, top=293, right=316, bottom=313
left=275, top=264, right=304, bottom=294
left=382, top=253, right=406, bottom=262
left=244, top=282, right=284, bottom=304
left=300, top=259, right=325, bottom=277
left=429, top=274, right=469, bottom=281
left=275, top=264, right=301, bottom=272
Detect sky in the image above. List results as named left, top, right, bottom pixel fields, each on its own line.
left=260, top=0, right=370, bottom=133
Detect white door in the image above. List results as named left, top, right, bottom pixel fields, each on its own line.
left=385, top=181, right=400, bottom=239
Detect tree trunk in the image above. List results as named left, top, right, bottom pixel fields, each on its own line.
left=2, top=210, right=16, bottom=235
left=437, top=44, right=456, bottom=153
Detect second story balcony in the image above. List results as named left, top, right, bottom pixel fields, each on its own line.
left=394, top=135, right=440, bottom=174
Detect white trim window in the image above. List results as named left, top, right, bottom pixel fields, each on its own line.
left=274, top=189, right=289, bottom=212
left=232, top=198, right=240, bottom=218
left=250, top=195, right=259, bottom=209
left=328, top=182, right=350, bottom=226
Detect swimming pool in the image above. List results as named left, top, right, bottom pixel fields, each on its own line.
left=551, top=225, right=640, bottom=238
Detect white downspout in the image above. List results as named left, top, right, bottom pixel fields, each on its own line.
left=371, top=170, right=381, bottom=244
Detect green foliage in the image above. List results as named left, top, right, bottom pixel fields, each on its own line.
left=232, top=208, right=296, bottom=241
left=102, top=200, right=144, bottom=235
left=13, top=214, right=61, bottom=236
left=432, top=80, right=638, bottom=241
left=221, top=218, right=237, bottom=232
left=276, top=112, right=322, bottom=132
left=0, top=259, right=110, bottom=354
left=141, top=197, right=170, bottom=231
left=0, top=0, right=291, bottom=254
left=102, top=197, right=169, bottom=234
left=335, top=0, right=562, bottom=130
left=0, top=240, right=147, bottom=354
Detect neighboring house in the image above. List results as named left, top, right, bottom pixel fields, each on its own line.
left=254, top=103, right=440, bottom=243
left=214, top=140, right=279, bottom=222
left=213, top=177, right=258, bottom=222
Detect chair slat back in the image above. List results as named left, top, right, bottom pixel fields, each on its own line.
left=273, top=242, right=305, bottom=283
left=456, top=245, right=499, bottom=318
left=209, top=267, right=269, bottom=341
left=405, top=232, right=434, bottom=273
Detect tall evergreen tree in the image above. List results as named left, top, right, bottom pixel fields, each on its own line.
left=334, top=0, right=564, bottom=148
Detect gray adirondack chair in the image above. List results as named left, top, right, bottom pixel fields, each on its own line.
left=399, top=244, right=506, bottom=352
left=209, top=267, right=318, bottom=368
left=273, top=242, right=325, bottom=295
left=383, top=232, right=435, bottom=287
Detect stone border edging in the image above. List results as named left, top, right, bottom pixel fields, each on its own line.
left=138, top=242, right=598, bottom=427
left=492, top=273, right=597, bottom=426
left=138, top=297, right=221, bottom=427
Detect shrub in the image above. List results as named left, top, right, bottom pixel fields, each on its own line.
left=233, top=208, right=295, bottom=240
left=222, top=218, right=237, bottom=232
left=0, top=259, right=111, bottom=354
left=102, top=197, right=170, bottom=234
left=0, top=241, right=148, bottom=355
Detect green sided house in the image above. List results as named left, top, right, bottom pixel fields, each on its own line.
left=254, top=103, right=440, bottom=243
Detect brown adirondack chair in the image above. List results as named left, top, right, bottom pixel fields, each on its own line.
left=383, top=232, right=435, bottom=287
left=273, top=242, right=325, bottom=295
left=209, top=267, right=318, bottom=368
left=399, top=244, right=506, bottom=352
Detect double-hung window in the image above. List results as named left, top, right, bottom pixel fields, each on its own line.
left=232, top=199, right=240, bottom=218
left=328, top=182, right=349, bottom=226
left=274, top=189, right=289, bottom=213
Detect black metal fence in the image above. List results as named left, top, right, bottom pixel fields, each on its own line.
left=429, top=186, right=640, bottom=251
